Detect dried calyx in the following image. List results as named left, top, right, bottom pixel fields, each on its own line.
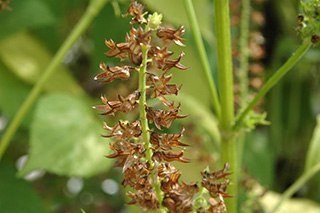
left=94, top=0, right=231, bottom=212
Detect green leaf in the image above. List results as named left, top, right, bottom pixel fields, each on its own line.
left=0, top=32, right=84, bottom=96
left=305, top=115, right=320, bottom=171
left=0, top=161, right=46, bottom=213
left=0, top=0, right=56, bottom=40
left=243, top=131, right=275, bottom=188
left=19, top=93, right=112, bottom=178
left=0, top=63, right=34, bottom=128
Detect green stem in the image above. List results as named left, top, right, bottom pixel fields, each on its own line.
left=271, top=164, right=320, bottom=213
left=238, top=0, right=250, bottom=108
left=0, top=0, right=109, bottom=161
left=233, top=42, right=311, bottom=130
left=213, top=0, right=237, bottom=212
left=139, top=44, right=164, bottom=211
left=237, top=0, right=250, bottom=181
left=183, top=0, right=221, bottom=119
left=139, top=44, right=152, bottom=167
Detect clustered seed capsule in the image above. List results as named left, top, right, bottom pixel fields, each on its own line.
left=94, top=1, right=231, bottom=212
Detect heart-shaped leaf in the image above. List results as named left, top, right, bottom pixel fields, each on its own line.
left=19, top=94, right=112, bottom=177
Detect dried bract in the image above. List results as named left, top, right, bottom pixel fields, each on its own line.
left=207, top=196, right=227, bottom=213
left=157, top=25, right=186, bottom=46
left=93, top=91, right=140, bottom=116
left=95, top=63, right=134, bottom=83
left=201, top=163, right=232, bottom=199
left=102, top=120, right=141, bottom=141
left=148, top=46, right=174, bottom=69
left=157, top=96, right=181, bottom=110
left=122, top=0, right=146, bottom=25
left=150, top=127, right=188, bottom=151
left=163, top=51, right=189, bottom=72
left=106, top=142, right=144, bottom=170
left=152, top=150, right=190, bottom=163
left=126, top=190, right=159, bottom=210
left=145, top=105, right=188, bottom=130
left=104, top=38, right=129, bottom=60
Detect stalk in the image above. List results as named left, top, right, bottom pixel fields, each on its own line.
left=139, top=44, right=164, bottom=211
left=237, top=0, right=250, bottom=176
left=271, top=164, right=320, bottom=213
left=234, top=42, right=311, bottom=130
left=139, top=44, right=152, bottom=167
left=238, top=0, right=250, bottom=108
left=213, top=0, right=237, bottom=212
left=0, top=0, right=109, bottom=161
left=183, top=0, right=221, bottom=119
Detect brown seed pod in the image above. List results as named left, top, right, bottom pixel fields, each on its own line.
left=297, top=14, right=304, bottom=22
left=311, top=35, right=319, bottom=43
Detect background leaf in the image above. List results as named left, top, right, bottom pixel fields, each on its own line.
left=0, top=32, right=84, bottom=96
left=305, top=115, right=320, bottom=171
left=19, top=93, right=112, bottom=177
left=0, top=62, right=34, bottom=128
left=243, top=130, right=275, bottom=188
left=0, top=0, right=56, bottom=40
left=0, top=161, right=46, bottom=213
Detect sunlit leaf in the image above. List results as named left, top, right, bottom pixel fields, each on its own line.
left=19, top=94, right=112, bottom=177
left=0, top=161, right=45, bottom=213
left=0, top=32, right=85, bottom=96
left=305, top=115, right=320, bottom=171
left=0, top=0, right=56, bottom=40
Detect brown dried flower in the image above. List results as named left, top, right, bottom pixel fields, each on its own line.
left=152, top=150, right=190, bottom=163
left=0, top=0, right=11, bottom=11
left=104, top=38, right=129, bottom=60
left=160, top=166, right=199, bottom=212
left=157, top=96, right=181, bottom=111
left=207, top=196, right=227, bottom=213
left=106, top=141, right=145, bottom=171
left=149, top=127, right=188, bottom=151
left=122, top=0, right=146, bottom=25
left=122, top=162, right=151, bottom=189
left=94, top=63, right=134, bottom=83
left=163, top=51, right=189, bottom=72
left=148, top=46, right=174, bottom=69
left=126, top=189, right=159, bottom=210
left=145, top=105, right=188, bottom=130
left=93, top=91, right=140, bottom=116
left=201, top=163, right=232, bottom=198
left=157, top=25, right=186, bottom=46
left=102, top=120, right=142, bottom=141
left=149, top=73, right=183, bottom=98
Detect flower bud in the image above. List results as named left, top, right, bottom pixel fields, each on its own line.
left=148, top=12, right=163, bottom=30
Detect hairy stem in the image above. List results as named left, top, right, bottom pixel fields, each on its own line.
left=183, top=0, right=221, bottom=119
left=213, top=0, right=237, bottom=212
left=271, top=164, right=320, bottom=213
left=0, top=0, right=108, bottom=161
left=234, top=42, right=311, bottom=130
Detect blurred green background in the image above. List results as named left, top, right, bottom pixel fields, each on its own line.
left=0, top=0, right=320, bottom=212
